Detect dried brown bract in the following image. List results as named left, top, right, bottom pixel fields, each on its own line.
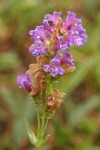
left=47, top=90, right=64, bottom=112
left=63, top=64, right=76, bottom=73
left=29, top=71, right=45, bottom=97
left=36, top=56, right=48, bottom=66
left=27, top=63, right=41, bottom=74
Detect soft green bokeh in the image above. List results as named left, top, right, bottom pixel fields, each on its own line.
left=0, top=0, right=100, bottom=150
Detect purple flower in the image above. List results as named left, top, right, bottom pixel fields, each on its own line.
left=43, top=58, right=64, bottom=77
left=29, top=11, right=88, bottom=75
left=55, top=52, right=74, bottom=67
left=74, top=27, right=88, bottom=46
left=62, top=11, right=88, bottom=47
left=17, top=74, right=33, bottom=92
left=44, top=11, right=62, bottom=25
left=66, top=24, right=88, bottom=47
left=42, top=19, right=52, bottom=34
left=29, top=40, right=47, bottom=56
left=63, top=11, right=76, bottom=30
left=62, top=53, right=74, bottom=67
left=57, top=36, right=68, bottom=51
left=29, top=26, right=47, bottom=41
left=29, top=30, right=38, bottom=41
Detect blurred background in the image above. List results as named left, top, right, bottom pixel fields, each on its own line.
left=0, top=0, right=100, bottom=150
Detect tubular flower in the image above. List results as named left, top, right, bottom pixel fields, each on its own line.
left=55, top=52, right=74, bottom=67
left=43, top=58, right=64, bottom=77
left=17, top=74, right=33, bottom=92
left=44, top=11, right=62, bottom=25
left=29, top=40, right=47, bottom=56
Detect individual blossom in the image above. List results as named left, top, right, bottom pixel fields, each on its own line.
left=17, top=74, right=33, bottom=92
left=56, top=36, right=68, bottom=51
left=62, top=52, right=74, bottom=67
left=29, top=40, right=47, bottom=56
left=55, top=52, right=74, bottom=67
left=29, top=25, right=49, bottom=56
left=42, top=19, right=52, bottom=34
left=62, top=11, right=88, bottom=47
left=43, top=58, right=65, bottom=77
left=70, top=25, right=88, bottom=46
left=44, top=11, right=62, bottom=26
left=43, top=52, right=74, bottom=77
left=29, top=25, right=48, bottom=41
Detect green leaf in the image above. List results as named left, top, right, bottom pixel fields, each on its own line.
left=25, top=120, right=37, bottom=145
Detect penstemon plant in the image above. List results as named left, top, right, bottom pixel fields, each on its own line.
left=17, top=11, right=88, bottom=150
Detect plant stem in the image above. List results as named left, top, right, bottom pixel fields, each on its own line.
left=40, top=107, right=46, bottom=137
left=36, top=108, right=41, bottom=138
left=43, top=118, right=49, bottom=136
left=36, top=146, right=40, bottom=150
left=34, top=77, right=51, bottom=149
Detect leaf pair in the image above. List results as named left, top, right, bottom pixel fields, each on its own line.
left=25, top=120, right=49, bottom=147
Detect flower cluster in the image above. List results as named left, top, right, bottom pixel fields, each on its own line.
left=17, top=11, right=88, bottom=110
left=28, top=11, right=87, bottom=77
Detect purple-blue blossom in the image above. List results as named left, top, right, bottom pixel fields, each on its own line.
left=62, top=11, right=88, bottom=47
left=42, top=19, right=52, bottom=34
left=62, top=52, right=74, bottom=67
left=29, top=41, right=47, bottom=56
left=44, top=11, right=62, bottom=25
left=29, top=26, right=48, bottom=41
left=43, top=58, right=64, bottom=77
left=57, top=36, right=68, bottom=51
left=55, top=52, right=74, bottom=67
left=17, top=74, right=33, bottom=92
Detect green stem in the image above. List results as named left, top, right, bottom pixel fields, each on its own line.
left=43, top=117, right=49, bottom=136
left=40, top=108, right=46, bottom=137
left=40, top=76, right=51, bottom=137
left=36, top=108, right=41, bottom=138
left=36, top=146, right=40, bottom=150
left=34, top=76, right=51, bottom=149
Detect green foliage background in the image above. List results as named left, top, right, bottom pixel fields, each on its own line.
left=0, top=0, right=100, bottom=150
